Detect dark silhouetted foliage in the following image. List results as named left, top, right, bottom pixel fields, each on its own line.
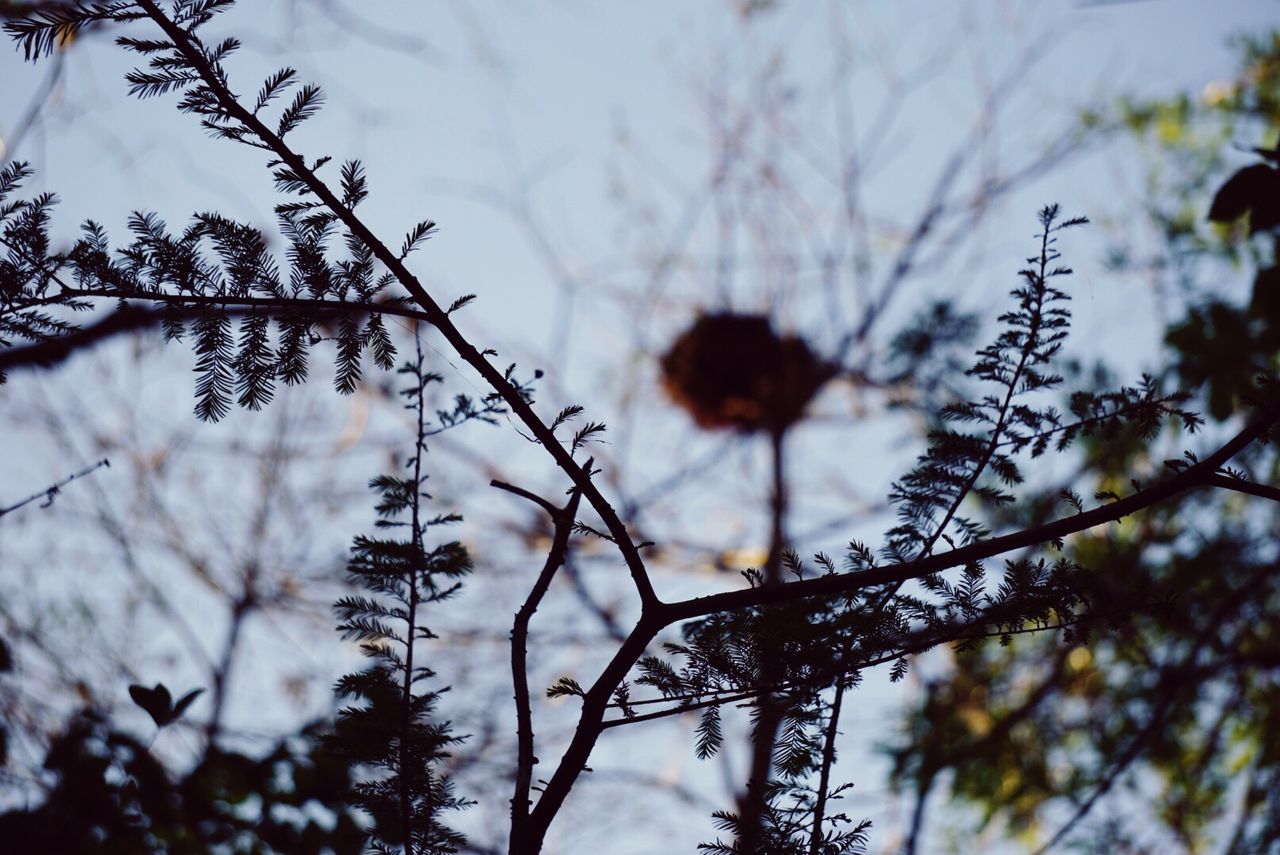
left=2, top=5, right=1279, bottom=855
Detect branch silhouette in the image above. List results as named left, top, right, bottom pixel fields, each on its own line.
left=130, top=0, right=659, bottom=612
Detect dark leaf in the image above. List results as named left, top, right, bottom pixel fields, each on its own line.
left=1207, top=164, right=1277, bottom=222
left=171, top=688, right=205, bottom=721
left=128, top=683, right=173, bottom=728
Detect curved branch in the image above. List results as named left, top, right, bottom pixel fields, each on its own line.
left=490, top=479, right=560, bottom=520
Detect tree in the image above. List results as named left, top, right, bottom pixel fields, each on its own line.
left=1, top=3, right=1277, bottom=854
left=887, top=32, right=1280, bottom=853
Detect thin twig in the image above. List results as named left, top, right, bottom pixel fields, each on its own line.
left=1, top=46, right=64, bottom=159
left=0, top=457, right=110, bottom=518
left=490, top=479, right=559, bottom=520
left=808, top=673, right=846, bottom=855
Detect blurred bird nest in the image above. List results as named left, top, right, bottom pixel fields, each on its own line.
left=660, top=313, right=835, bottom=435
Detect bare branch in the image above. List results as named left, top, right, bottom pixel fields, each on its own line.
left=490, top=479, right=559, bottom=520
left=0, top=457, right=110, bottom=518
left=1204, top=472, right=1280, bottom=503
left=509, top=465, right=587, bottom=843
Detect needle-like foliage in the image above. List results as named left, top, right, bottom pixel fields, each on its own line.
left=328, top=340, right=474, bottom=854
left=0, top=3, right=459, bottom=416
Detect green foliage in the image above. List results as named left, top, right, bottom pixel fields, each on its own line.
left=1105, top=30, right=1280, bottom=419
left=1166, top=144, right=1280, bottom=417
left=881, top=33, right=1280, bottom=852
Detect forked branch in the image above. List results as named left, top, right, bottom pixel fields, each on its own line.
left=504, top=466, right=588, bottom=845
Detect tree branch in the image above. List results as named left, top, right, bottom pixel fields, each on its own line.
left=0, top=293, right=431, bottom=376
left=509, top=466, right=587, bottom=845
left=0, top=457, right=110, bottom=518
left=491, top=479, right=560, bottom=520
left=133, top=0, right=659, bottom=611
left=658, top=394, right=1280, bottom=624
left=809, top=669, right=848, bottom=855
left=518, top=614, right=663, bottom=853
left=1205, top=472, right=1280, bottom=503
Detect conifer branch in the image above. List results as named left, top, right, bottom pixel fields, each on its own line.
left=329, top=336, right=473, bottom=852
left=0, top=293, right=434, bottom=375
left=400, top=333, right=430, bottom=853
left=808, top=674, right=847, bottom=855
left=131, top=0, right=658, bottom=611
left=604, top=610, right=1104, bottom=730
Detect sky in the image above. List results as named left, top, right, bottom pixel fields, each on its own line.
left=1, top=1, right=1277, bottom=851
